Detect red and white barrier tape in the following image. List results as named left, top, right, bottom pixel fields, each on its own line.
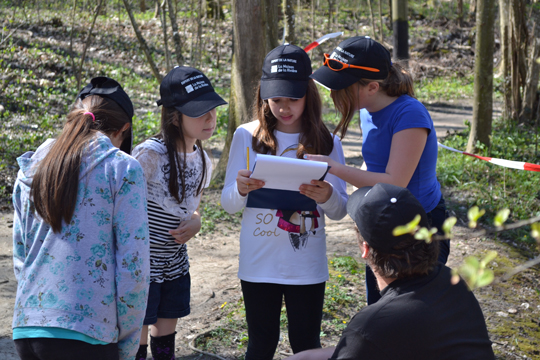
left=438, top=143, right=540, bottom=172
left=304, top=32, right=344, bottom=52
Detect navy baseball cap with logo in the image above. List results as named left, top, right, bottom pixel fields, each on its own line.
left=77, top=76, right=134, bottom=154
left=310, top=36, right=392, bottom=91
left=260, top=44, right=312, bottom=100
left=157, top=66, right=227, bottom=118
left=347, top=183, right=429, bottom=255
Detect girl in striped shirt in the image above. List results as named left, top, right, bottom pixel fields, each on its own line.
left=133, top=66, right=226, bottom=360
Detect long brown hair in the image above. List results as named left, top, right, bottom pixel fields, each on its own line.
left=332, top=62, right=415, bottom=139
left=155, top=107, right=207, bottom=204
left=31, top=96, right=131, bottom=233
left=252, top=79, right=334, bottom=157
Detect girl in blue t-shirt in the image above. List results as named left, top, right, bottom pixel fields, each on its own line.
left=308, top=36, right=449, bottom=304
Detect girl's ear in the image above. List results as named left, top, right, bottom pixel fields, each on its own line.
left=113, top=123, right=131, bottom=138
left=366, top=81, right=380, bottom=95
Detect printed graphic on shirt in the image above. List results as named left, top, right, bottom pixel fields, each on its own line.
left=275, top=144, right=320, bottom=251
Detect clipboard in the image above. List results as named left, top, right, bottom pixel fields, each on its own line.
left=246, top=154, right=330, bottom=210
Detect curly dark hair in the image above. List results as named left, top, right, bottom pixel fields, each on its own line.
left=357, top=227, right=440, bottom=279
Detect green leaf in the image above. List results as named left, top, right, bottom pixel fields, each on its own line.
left=102, top=263, right=107, bottom=271
left=494, top=209, right=510, bottom=227
left=476, top=269, right=495, bottom=288
left=95, top=260, right=102, bottom=267
left=467, top=206, right=485, bottom=228
left=442, top=216, right=457, bottom=237
left=393, top=214, right=421, bottom=236
left=464, top=256, right=480, bottom=268
left=480, top=251, right=498, bottom=267
left=531, top=223, right=540, bottom=241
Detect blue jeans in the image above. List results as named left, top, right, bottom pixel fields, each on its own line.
left=366, top=196, right=450, bottom=305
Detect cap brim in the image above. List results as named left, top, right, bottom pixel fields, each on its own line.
left=310, top=66, right=360, bottom=91
left=260, top=79, right=308, bottom=100
left=175, top=91, right=228, bottom=118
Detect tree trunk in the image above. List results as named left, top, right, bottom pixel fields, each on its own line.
left=327, top=0, right=335, bottom=29
left=166, top=0, right=184, bottom=65
left=122, top=0, right=163, bottom=82
left=499, top=0, right=510, bottom=120
left=392, top=0, right=409, bottom=63
left=466, top=0, right=496, bottom=153
left=378, top=0, right=383, bottom=42
left=154, top=0, right=160, bottom=17
left=457, top=0, right=463, bottom=26
left=520, top=36, right=540, bottom=123
left=140, top=0, right=146, bottom=11
left=213, top=0, right=279, bottom=182
left=157, top=0, right=171, bottom=72
left=283, top=0, right=295, bottom=44
left=508, top=0, right=528, bottom=120
left=367, top=0, right=377, bottom=39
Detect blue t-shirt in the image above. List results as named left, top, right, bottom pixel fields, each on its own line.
left=360, top=95, right=441, bottom=212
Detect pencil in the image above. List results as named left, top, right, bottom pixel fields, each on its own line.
left=247, top=147, right=250, bottom=170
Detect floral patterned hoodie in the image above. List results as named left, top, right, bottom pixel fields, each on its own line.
left=12, top=133, right=150, bottom=360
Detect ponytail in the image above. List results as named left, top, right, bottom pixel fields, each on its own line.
left=379, top=62, right=415, bottom=98
left=31, top=96, right=131, bottom=233
left=331, top=63, right=415, bottom=139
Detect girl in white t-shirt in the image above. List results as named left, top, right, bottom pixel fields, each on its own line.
left=221, top=44, right=348, bottom=360
left=133, top=66, right=226, bottom=360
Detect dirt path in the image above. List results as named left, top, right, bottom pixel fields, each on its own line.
left=3, top=103, right=537, bottom=360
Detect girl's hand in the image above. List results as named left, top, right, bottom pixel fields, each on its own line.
left=237, top=169, right=265, bottom=196
left=299, top=180, right=333, bottom=204
left=304, top=154, right=339, bottom=174
left=169, top=216, right=201, bottom=244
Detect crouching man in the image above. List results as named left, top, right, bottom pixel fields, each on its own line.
left=288, top=183, right=495, bottom=360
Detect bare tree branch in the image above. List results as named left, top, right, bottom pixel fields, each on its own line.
left=122, top=0, right=163, bottom=82
left=76, top=0, right=104, bottom=90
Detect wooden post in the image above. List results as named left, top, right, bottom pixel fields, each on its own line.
left=392, top=0, right=408, bottom=64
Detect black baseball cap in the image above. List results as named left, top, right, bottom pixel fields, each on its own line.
left=260, top=44, right=312, bottom=100
left=77, top=76, right=134, bottom=154
left=157, top=66, right=227, bottom=118
left=310, top=36, right=392, bottom=90
left=347, top=183, right=429, bottom=254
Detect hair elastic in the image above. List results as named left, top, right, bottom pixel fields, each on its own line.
left=83, top=111, right=95, bottom=122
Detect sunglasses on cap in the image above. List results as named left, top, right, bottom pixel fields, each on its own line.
left=323, top=53, right=380, bottom=73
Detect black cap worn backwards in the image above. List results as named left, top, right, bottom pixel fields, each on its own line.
left=310, top=36, right=392, bottom=91
left=260, top=44, right=312, bottom=100
left=346, top=183, right=429, bottom=255
left=157, top=66, right=227, bottom=118
left=77, top=76, right=134, bottom=154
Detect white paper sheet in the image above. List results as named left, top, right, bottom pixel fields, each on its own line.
left=249, top=154, right=329, bottom=192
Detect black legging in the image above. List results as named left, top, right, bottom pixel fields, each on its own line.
left=240, top=280, right=326, bottom=360
left=15, top=338, right=118, bottom=360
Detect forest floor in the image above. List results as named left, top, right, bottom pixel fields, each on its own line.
left=1, top=105, right=540, bottom=360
